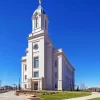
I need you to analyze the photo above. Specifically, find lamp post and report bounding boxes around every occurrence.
[18,78,21,90]
[12,84,15,91]
[0,80,1,89]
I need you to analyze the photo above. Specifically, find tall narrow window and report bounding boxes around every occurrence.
[36,17,38,28]
[55,60,58,67]
[55,72,57,78]
[45,20,46,29]
[34,72,39,77]
[25,65,27,71]
[55,84,57,89]
[25,75,27,80]
[34,57,39,68]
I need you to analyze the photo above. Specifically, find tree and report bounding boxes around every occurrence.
[69,84,73,91]
[76,86,79,91]
[16,85,17,90]
[80,83,86,91]
[18,84,21,90]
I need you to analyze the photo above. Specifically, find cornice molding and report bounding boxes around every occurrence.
[53,51,75,71]
[46,44,53,48]
[28,33,44,40]
[21,59,26,62]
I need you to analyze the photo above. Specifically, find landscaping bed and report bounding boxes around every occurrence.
[16,90,91,100]
[40,91,91,100]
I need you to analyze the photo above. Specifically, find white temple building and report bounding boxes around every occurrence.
[21,0,75,90]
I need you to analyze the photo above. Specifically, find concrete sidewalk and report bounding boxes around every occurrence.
[0,91,26,100]
[65,92,100,100]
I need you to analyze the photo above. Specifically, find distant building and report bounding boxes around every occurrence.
[21,0,75,90]
[88,87,100,92]
[1,86,13,90]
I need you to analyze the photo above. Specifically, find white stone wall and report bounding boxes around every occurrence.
[46,46,53,90]
[21,61,28,89]
[22,42,75,90]
[52,55,58,90]
[21,3,75,91]
[62,55,75,90]
[39,38,45,78]
[28,36,45,90]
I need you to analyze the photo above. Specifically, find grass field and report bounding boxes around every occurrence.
[89,98,100,100]
[40,91,91,100]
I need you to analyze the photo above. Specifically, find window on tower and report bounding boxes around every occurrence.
[25,65,27,71]
[55,60,58,67]
[45,20,46,29]
[35,17,38,28]
[34,57,39,68]
[34,72,39,77]
[55,72,57,78]
[25,75,27,80]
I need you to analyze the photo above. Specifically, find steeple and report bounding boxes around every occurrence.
[32,0,48,34]
[39,0,42,7]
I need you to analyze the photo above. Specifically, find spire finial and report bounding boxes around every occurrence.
[39,0,42,6]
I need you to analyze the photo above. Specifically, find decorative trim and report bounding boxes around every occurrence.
[28,33,44,40]
[46,44,53,48]
[53,51,75,70]
[31,77,42,81]
[33,27,42,30]
[32,40,40,43]
[22,82,27,83]
[21,59,26,62]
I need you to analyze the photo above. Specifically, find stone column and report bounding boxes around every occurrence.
[38,80,40,90]
[28,79,32,90]
[39,78,42,90]
[58,55,63,90]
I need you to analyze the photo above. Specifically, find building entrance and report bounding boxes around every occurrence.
[34,82,38,90]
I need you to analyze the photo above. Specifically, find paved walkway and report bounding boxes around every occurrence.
[1,91,100,100]
[0,91,26,100]
[65,92,100,100]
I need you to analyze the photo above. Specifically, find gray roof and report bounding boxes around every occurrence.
[33,6,46,15]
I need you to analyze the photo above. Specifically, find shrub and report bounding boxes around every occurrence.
[15,92,19,96]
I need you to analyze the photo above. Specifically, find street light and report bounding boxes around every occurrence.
[12,84,16,91]
[18,78,21,90]
[0,80,1,89]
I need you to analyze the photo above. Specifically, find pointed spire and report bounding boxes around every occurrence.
[39,0,42,7]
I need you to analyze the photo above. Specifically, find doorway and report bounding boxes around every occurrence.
[34,82,38,90]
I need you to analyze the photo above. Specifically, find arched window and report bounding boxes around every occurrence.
[35,17,38,28]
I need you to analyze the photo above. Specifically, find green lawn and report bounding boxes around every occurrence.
[40,91,91,100]
[89,98,100,100]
